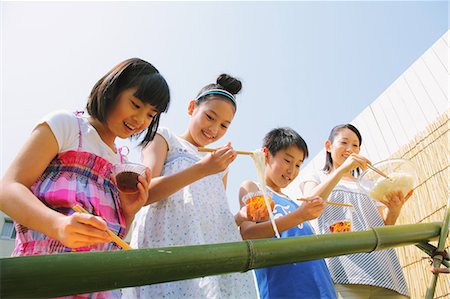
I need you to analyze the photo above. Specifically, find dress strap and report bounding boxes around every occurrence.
[118,146,129,163]
[74,111,84,151]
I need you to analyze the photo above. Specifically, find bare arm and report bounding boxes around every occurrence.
[0,123,111,248]
[302,153,370,200]
[301,168,346,200]
[238,181,325,239]
[143,134,237,205]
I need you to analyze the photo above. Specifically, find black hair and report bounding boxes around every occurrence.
[263,127,309,158]
[86,58,170,147]
[195,74,242,111]
[323,124,362,175]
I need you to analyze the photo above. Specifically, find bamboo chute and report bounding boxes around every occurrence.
[1,222,445,298]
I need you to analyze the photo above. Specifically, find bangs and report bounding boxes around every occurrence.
[133,73,170,113]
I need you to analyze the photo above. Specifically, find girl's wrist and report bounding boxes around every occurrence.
[384,206,402,223]
[335,165,350,178]
[192,161,211,177]
[387,208,401,218]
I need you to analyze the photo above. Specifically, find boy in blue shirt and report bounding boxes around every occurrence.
[239,127,337,299]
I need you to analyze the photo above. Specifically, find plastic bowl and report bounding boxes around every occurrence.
[242,190,274,220]
[112,162,147,194]
[358,158,417,201]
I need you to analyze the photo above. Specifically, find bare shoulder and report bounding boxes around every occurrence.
[240,180,259,193]
[143,133,168,155]
[142,133,169,174]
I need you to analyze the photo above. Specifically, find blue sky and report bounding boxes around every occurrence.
[1,1,448,213]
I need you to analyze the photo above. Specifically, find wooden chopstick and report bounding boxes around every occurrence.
[366,164,392,181]
[197,147,254,156]
[72,205,132,250]
[297,199,354,208]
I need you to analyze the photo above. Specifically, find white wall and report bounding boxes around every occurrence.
[285,30,449,198]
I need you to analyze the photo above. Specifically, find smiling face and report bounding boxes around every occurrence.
[265,145,305,192]
[106,87,158,139]
[326,127,361,169]
[183,97,235,147]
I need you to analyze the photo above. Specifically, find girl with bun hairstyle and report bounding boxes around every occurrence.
[125,74,257,298]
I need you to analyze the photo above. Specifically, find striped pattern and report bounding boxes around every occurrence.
[306,171,410,297]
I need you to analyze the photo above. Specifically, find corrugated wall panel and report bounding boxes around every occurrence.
[357,106,386,161]
[369,96,398,156]
[442,30,449,45]
[393,77,434,125]
[385,77,423,140]
[424,46,449,95]
[431,38,449,73]
[414,59,448,112]
[384,90,411,147]
[352,113,371,158]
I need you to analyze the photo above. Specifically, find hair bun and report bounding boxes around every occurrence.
[217,74,242,95]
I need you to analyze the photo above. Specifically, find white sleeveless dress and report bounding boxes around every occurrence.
[124,127,257,299]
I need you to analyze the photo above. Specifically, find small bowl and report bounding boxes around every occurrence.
[328,219,352,233]
[358,158,418,201]
[242,190,274,220]
[112,162,147,194]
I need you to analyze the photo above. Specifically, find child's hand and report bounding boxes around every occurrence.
[236,204,271,224]
[197,142,237,176]
[296,196,326,221]
[118,168,151,221]
[55,213,112,248]
[339,153,371,173]
[378,189,412,215]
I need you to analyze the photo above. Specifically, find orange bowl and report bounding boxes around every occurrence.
[243,192,275,220]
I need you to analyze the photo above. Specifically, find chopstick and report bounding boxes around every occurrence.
[72,205,132,250]
[297,199,354,208]
[366,164,392,181]
[198,147,254,156]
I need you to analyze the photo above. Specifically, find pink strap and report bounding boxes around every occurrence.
[118,146,129,163]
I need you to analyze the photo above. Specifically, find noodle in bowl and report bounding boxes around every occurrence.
[358,158,418,202]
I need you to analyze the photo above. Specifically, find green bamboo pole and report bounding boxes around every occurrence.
[416,241,449,268]
[1,222,442,298]
[425,197,450,299]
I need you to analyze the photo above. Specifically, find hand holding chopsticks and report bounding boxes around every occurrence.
[297,198,353,208]
[366,163,392,181]
[72,205,132,250]
[198,147,254,156]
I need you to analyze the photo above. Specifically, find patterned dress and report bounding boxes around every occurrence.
[13,112,125,299]
[124,127,257,299]
[300,170,410,297]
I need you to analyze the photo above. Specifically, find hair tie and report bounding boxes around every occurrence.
[195,89,236,106]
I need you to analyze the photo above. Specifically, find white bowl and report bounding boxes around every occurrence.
[358,158,418,201]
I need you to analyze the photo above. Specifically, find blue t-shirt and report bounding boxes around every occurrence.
[254,189,337,299]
